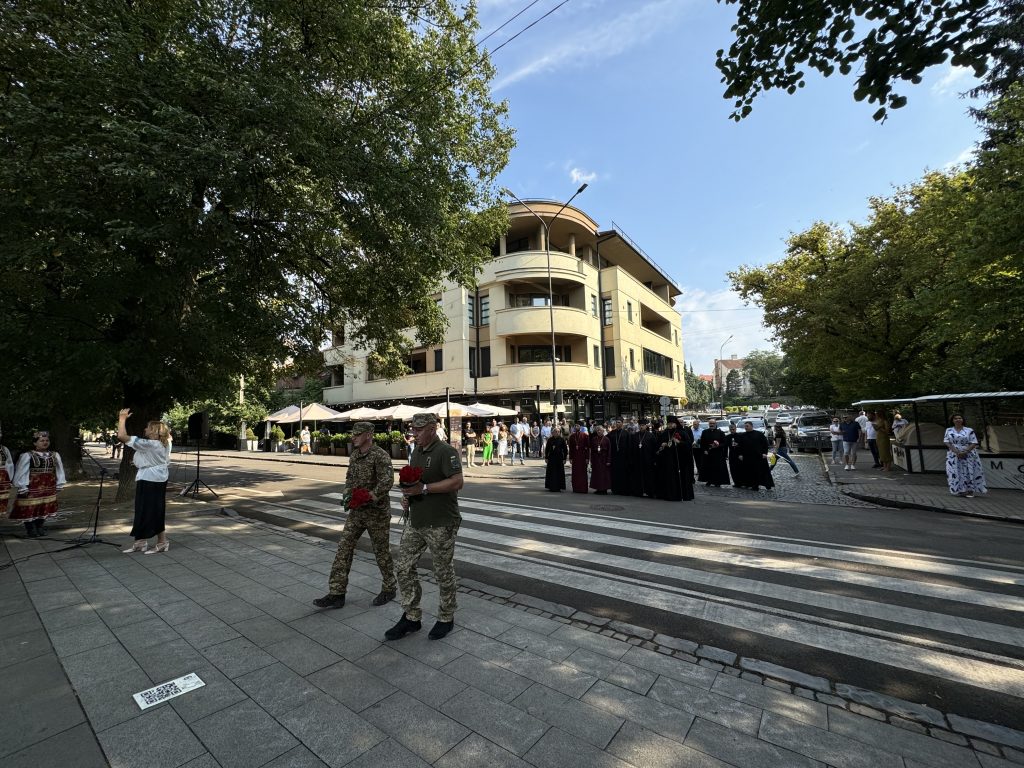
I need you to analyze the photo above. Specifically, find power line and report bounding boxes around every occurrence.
[490,0,574,55]
[477,0,545,46]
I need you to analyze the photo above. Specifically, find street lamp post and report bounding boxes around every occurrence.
[502,185,588,420]
[719,334,734,414]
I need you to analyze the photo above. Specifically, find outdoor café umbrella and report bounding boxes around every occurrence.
[374,403,422,421]
[424,402,491,418]
[266,404,300,422]
[328,406,385,421]
[273,403,343,426]
[466,402,518,417]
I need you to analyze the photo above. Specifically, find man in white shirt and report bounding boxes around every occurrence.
[855,411,869,448]
[540,420,552,457]
[864,413,881,468]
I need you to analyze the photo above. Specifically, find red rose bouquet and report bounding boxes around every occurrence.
[398,466,423,488]
[347,488,372,510]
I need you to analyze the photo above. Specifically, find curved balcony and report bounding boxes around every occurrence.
[493,305,594,338]
[492,251,594,286]
[496,362,602,392]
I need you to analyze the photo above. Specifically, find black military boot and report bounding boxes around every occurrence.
[312,593,345,609]
[35,518,47,537]
[372,590,397,607]
[428,620,454,640]
[24,521,38,538]
[384,614,421,641]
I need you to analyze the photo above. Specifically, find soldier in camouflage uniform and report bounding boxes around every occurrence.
[384,412,464,641]
[314,421,396,609]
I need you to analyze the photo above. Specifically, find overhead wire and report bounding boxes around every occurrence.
[477,0,546,46]
[489,0,573,55]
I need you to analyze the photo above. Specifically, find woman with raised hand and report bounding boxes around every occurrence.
[118,408,173,554]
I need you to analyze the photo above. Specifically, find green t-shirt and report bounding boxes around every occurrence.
[409,438,462,528]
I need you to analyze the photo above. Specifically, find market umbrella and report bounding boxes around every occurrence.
[374,403,422,420]
[266,404,300,422]
[466,402,518,417]
[273,403,344,424]
[327,406,385,421]
[424,401,492,418]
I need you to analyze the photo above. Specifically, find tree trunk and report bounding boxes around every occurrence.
[52,414,85,481]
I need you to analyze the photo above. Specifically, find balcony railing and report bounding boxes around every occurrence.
[493,305,594,338]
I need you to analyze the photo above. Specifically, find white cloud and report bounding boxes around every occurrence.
[932,65,970,96]
[490,0,687,91]
[944,145,976,170]
[570,167,597,184]
[676,287,776,375]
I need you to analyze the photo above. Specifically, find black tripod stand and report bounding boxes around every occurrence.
[181,443,217,498]
[78,449,120,548]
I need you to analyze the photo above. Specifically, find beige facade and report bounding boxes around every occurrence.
[323,200,686,420]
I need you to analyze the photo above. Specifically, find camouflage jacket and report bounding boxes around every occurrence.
[344,445,394,513]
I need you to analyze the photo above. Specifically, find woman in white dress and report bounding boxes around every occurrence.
[943,414,986,497]
[118,408,173,553]
[496,424,509,466]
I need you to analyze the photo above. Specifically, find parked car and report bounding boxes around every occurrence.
[787,412,832,452]
[774,411,794,426]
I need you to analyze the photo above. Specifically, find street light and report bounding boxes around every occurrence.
[501,184,588,419]
[719,334,734,414]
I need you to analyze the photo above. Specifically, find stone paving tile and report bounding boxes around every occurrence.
[511,682,624,749]
[0,722,107,768]
[525,726,636,768]
[496,626,578,663]
[278,696,387,768]
[265,634,342,676]
[619,646,719,689]
[453,607,514,638]
[61,641,141,689]
[74,665,153,732]
[390,631,466,668]
[201,636,278,679]
[168,663,250,725]
[0,592,35,619]
[441,686,549,756]
[253,594,319,623]
[434,733,533,768]
[180,754,221,768]
[649,674,763,736]
[339,605,402,639]
[440,627,523,665]
[307,659,397,712]
[828,708,983,768]
[343,738,431,768]
[355,646,467,709]
[232,615,304,648]
[48,618,117,662]
[550,624,632,659]
[607,720,730,768]
[111,616,183,655]
[0,651,88,758]
[583,680,695,744]
[98,706,207,768]
[262,744,331,768]
[759,711,904,768]
[235,662,334,717]
[132,638,207,682]
[204,597,268,625]
[948,715,1024,751]
[191,699,299,768]
[361,690,470,762]
[441,653,533,703]
[497,649,598,699]
[288,613,383,661]
[712,672,827,728]
[151,598,215,627]
[685,716,826,768]
[563,647,658,695]
[176,616,242,649]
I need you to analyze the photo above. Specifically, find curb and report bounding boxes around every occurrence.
[840,490,1022,524]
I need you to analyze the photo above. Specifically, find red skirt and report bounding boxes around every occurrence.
[11,470,58,520]
[0,468,12,518]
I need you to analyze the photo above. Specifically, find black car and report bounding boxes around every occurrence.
[787,412,832,451]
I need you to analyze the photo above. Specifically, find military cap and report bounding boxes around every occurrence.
[410,412,438,428]
[350,421,374,435]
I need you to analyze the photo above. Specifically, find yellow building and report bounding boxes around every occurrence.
[322,200,686,421]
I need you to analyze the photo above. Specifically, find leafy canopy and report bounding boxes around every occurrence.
[0,0,514,432]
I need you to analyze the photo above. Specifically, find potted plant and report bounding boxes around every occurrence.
[270,425,285,452]
[338,432,351,456]
[389,429,407,460]
[245,427,258,451]
[316,429,332,454]
[330,433,345,456]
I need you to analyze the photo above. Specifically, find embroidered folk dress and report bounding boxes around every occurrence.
[12,450,66,521]
[0,446,14,517]
[943,426,987,496]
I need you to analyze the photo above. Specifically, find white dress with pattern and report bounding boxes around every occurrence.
[943,427,987,495]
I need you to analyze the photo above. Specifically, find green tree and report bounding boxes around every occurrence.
[716,0,1022,121]
[0,1,513,494]
[725,369,742,398]
[684,364,713,408]
[743,350,786,398]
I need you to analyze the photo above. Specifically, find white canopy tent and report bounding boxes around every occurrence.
[423,401,492,418]
[466,402,518,417]
[271,403,344,424]
[374,404,422,421]
[327,406,386,421]
[266,404,300,422]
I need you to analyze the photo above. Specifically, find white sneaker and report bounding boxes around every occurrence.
[850,466,856,470]
[844,465,850,471]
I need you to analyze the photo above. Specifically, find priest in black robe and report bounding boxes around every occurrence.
[735,421,775,490]
[725,423,743,487]
[639,420,660,498]
[609,419,630,495]
[698,418,730,487]
[625,421,645,496]
[656,415,695,501]
[544,432,568,491]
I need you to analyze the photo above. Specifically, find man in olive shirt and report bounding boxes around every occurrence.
[314,422,396,610]
[385,412,464,641]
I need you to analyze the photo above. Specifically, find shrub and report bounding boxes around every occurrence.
[270,426,285,442]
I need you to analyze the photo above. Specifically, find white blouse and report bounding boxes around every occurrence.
[128,436,172,483]
[1,446,14,480]
[14,451,66,493]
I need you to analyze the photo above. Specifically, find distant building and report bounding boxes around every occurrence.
[321,199,687,421]
[699,374,714,384]
[713,355,754,397]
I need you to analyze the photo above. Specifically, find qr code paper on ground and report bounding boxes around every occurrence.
[133,673,205,710]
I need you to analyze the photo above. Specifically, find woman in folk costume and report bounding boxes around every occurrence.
[118,408,174,554]
[12,430,66,538]
[568,424,590,493]
[0,427,14,520]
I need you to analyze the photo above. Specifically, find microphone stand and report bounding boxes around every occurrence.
[78,448,120,548]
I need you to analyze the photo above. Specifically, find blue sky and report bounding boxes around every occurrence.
[473,0,984,375]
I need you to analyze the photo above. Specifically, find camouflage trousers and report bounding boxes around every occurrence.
[395,523,459,622]
[328,507,396,595]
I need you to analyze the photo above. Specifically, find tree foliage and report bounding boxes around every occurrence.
[716,0,1021,121]
[0,0,513,450]
[730,90,1023,403]
[684,364,714,408]
[743,350,786,398]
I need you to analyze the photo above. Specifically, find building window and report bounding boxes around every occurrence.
[511,293,568,307]
[506,236,530,253]
[642,348,673,378]
[434,349,443,372]
[674,329,679,346]
[603,346,615,377]
[480,346,491,377]
[629,348,635,370]
[627,301,633,323]
[517,345,571,364]
[468,295,476,326]
[593,345,600,368]
[407,352,426,374]
[469,349,477,378]
[602,297,612,326]
[480,295,490,326]
[591,294,598,316]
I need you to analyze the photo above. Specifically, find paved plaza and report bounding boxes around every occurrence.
[3,503,1024,768]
